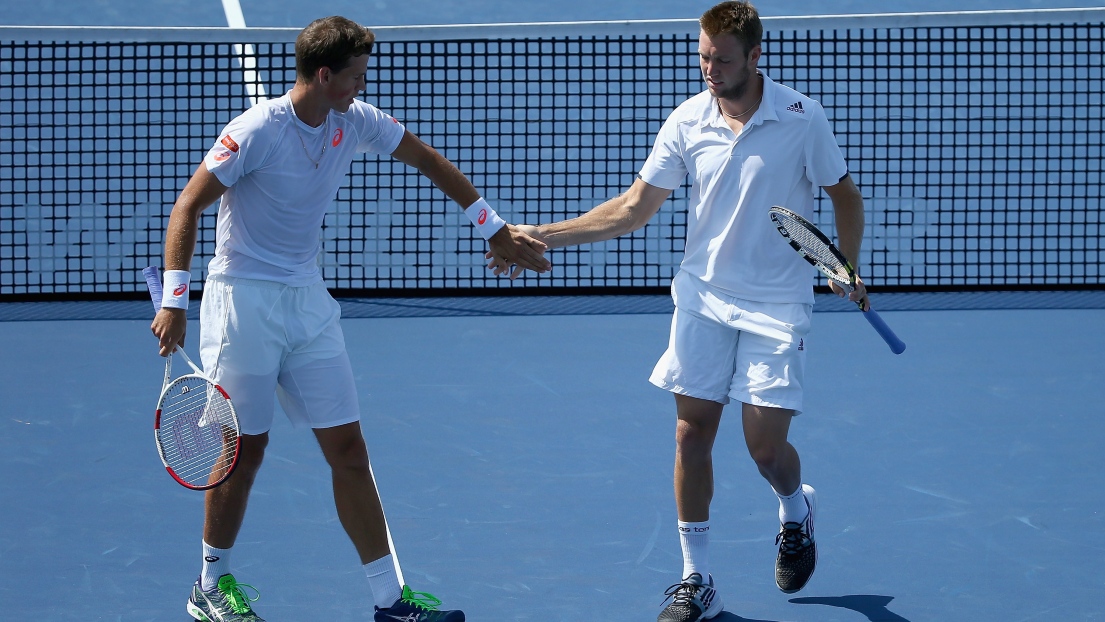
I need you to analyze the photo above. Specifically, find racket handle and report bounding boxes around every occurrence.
[143,266,163,312]
[862,307,906,354]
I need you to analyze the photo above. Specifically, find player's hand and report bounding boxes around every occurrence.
[830,275,870,311]
[150,308,187,357]
[485,224,550,279]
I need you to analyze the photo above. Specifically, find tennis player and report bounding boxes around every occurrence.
[493,2,867,620]
[149,16,548,622]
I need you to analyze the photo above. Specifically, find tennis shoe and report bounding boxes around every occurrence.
[775,483,817,593]
[657,572,723,622]
[373,585,465,622]
[187,573,265,621]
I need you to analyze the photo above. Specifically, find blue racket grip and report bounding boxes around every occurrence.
[862,307,906,354]
[142,266,163,311]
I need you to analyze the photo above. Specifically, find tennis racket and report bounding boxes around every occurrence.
[768,206,906,354]
[143,266,241,490]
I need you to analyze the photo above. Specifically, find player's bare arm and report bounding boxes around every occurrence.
[151,165,228,356]
[540,178,670,249]
[493,178,671,278]
[389,131,550,274]
[823,174,868,309]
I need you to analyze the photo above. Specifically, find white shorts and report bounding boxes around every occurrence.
[198,275,360,435]
[649,272,812,412]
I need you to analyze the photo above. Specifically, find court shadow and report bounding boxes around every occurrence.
[711,612,780,622]
[789,594,911,621]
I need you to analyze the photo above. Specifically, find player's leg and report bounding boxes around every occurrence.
[650,306,736,622]
[729,299,815,594]
[189,276,284,621]
[312,421,389,563]
[279,282,464,621]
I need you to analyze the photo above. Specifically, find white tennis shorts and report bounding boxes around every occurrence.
[649,272,812,412]
[198,275,360,435]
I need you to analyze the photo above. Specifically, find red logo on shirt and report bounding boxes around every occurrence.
[172,284,188,297]
[213,149,233,162]
[332,128,343,147]
[478,209,487,225]
[220,135,240,152]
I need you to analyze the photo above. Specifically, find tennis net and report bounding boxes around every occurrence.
[1,9,1102,300]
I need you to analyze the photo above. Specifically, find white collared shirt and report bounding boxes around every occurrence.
[638,71,848,304]
[202,94,406,286]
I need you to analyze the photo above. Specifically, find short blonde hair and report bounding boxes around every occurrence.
[700,2,762,54]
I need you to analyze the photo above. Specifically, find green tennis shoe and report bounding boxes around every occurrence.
[187,573,265,622]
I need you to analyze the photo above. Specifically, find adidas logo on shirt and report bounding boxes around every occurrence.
[786,101,805,113]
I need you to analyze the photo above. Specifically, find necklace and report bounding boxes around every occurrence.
[291,107,328,169]
[718,93,763,120]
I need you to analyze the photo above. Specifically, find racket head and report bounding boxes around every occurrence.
[154,373,241,490]
[768,206,855,289]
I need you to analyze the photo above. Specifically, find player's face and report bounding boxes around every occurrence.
[698,31,760,101]
[325,54,370,112]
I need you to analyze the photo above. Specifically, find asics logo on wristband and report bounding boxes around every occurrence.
[478,209,488,225]
[173,284,188,296]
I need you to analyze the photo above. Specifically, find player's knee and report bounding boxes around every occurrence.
[236,434,269,473]
[675,420,715,457]
[747,441,783,471]
[322,433,371,473]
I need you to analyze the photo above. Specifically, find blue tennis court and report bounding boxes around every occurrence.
[2,292,1103,620]
[2,1,1104,620]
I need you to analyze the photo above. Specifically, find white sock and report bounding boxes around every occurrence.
[364,554,403,608]
[678,520,710,580]
[200,541,232,591]
[775,484,810,525]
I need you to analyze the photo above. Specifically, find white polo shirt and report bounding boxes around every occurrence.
[638,71,849,305]
[202,94,406,286]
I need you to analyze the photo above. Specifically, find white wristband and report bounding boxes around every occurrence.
[161,270,191,310]
[464,198,506,240]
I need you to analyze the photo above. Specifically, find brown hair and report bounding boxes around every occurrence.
[295,16,376,81]
[699,2,762,54]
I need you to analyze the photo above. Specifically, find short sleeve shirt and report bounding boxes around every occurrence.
[202,94,406,286]
[638,72,848,304]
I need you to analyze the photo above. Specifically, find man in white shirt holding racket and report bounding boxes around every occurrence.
[150,15,549,622]
[495,2,867,620]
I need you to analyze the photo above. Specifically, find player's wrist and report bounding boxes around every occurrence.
[464,198,506,240]
[161,270,191,310]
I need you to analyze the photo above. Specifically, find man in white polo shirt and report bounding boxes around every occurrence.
[150,15,549,622]
[495,2,868,620]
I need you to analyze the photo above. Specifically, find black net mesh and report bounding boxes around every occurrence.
[1,21,1101,300]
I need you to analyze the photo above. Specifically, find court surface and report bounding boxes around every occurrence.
[1,295,1102,621]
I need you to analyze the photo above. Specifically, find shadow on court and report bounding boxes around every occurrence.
[790,595,911,621]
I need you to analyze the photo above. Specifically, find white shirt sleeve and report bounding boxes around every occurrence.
[349,101,406,155]
[203,109,274,188]
[638,112,689,191]
[803,102,849,188]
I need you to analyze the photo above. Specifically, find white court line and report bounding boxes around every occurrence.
[221,0,267,106]
[217,0,404,589]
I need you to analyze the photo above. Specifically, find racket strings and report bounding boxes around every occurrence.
[777,218,851,284]
[159,376,240,487]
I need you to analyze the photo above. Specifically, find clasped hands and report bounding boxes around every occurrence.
[485,224,548,279]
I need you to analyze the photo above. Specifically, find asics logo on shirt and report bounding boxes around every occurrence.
[332,128,343,147]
